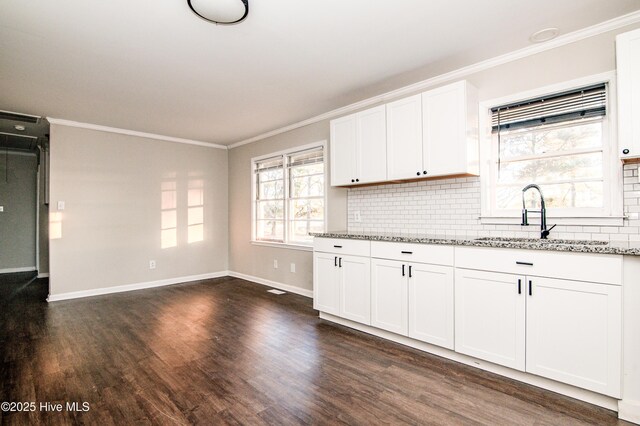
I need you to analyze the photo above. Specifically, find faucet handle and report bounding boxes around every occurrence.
[541,224,557,239]
[521,209,529,226]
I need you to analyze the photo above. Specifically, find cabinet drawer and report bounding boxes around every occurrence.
[371,241,453,266]
[313,238,370,257]
[455,247,622,285]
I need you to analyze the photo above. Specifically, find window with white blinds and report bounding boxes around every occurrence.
[488,82,615,216]
[253,145,325,245]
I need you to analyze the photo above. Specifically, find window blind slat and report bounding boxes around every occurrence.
[287,147,324,168]
[491,84,606,132]
[255,156,284,173]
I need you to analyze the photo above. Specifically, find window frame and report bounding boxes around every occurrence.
[250,141,327,250]
[479,72,623,226]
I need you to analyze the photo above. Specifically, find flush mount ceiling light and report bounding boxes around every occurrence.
[187,0,249,24]
[529,27,560,43]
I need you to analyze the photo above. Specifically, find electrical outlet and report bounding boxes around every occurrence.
[354,210,362,222]
[273,259,278,269]
[149,260,156,269]
[290,263,296,273]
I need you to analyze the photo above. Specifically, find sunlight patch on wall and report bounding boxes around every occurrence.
[188,179,204,244]
[49,212,62,239]
[161,180,177,249]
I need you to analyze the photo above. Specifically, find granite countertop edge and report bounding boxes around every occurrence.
[309,232,640,256]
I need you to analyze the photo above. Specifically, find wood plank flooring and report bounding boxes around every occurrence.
[0,273,631,425]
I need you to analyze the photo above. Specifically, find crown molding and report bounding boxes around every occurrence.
[228,9,640,150]
[46,118,228,150]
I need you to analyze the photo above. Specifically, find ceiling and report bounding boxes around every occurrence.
[1,0,639,146]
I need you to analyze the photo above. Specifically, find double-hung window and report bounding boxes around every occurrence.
[253,144,325,246]
[482,76,622,222]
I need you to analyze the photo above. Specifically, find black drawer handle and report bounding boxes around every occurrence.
[334,256,337,267]
[518,279,522,294]
[529,280,533,296]
[402,264,405,276]
[333,245,342,248]
[339,257,342,268]
[401,251,413,254]
[409,265,412,278]
[516,261,533,266]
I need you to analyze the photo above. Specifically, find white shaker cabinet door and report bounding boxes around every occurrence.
[454,268,526,371]
[526,277,622,397]
[408,263,454,350]
[339,255,371,325]
[386,94,424,180]
[357,105,387,184]
[371,258,409,336]
[330,114,358,186]
[313,252,340,315]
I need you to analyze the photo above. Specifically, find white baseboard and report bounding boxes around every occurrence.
[619,400,640,424]
[37,273,50,278]
[0,266,37,274]
[228,271,313,298]
[47,271,229,302]
[319,312,619,413]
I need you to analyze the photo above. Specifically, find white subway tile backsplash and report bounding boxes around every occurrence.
[347,164,640,241]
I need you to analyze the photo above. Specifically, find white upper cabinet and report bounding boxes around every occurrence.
[330,114,358,186]
[357,106,387,184]
[386,94,424,180]
[422,81,479,176]
[617,28,640,160]
[330,105,386,186]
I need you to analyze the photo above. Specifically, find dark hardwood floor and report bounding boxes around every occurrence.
[0,273,631,425]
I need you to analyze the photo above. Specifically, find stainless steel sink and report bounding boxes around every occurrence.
[474,237,608,246]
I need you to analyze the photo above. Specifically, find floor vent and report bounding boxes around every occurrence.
[267,289,286,295]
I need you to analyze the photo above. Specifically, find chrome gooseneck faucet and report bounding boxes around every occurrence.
[521,184,556,239]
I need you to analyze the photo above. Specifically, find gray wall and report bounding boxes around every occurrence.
[48,124,228,296]
[228,24,640,294]
[0,152,37,271]
[228,121,347,293]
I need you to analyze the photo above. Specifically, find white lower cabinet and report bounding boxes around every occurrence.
[371,259,408,335]
[371,258,454,347]
[454,269,526,371]
[408,263,454,349]
[313,251,371,325]
[455,268,622,397]
[526,277,621,398]
[340,255,371,324]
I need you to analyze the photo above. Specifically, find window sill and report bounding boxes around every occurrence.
[250,241,313,252]
[479,216,625,227]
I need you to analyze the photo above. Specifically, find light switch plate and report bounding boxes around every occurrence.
[0,206,3,212]
[57,201,65,211]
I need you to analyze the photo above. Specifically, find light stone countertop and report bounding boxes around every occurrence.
[310,231,640,256]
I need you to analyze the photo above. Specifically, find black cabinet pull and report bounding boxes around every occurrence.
[402,264,405,276]
[623,148,630,155]
[516,261,533,266]
[518,279,521,294]
[351,179,355,183]
[416,172,420,176]
[339,257,342,268]
[401,251,413,254]
[529,280,533,296]
[333,245,342,248]
[409,265,412,278]
[423,170,427,175]
[356,178,359,182]
[334,256,337,267]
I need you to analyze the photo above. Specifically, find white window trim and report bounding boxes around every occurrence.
[478,71,623,226]
[250,140,328,249]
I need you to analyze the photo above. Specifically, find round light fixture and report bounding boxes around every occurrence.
[14,125,26,131]
[529,28,560,43]
[187,0,249,24]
